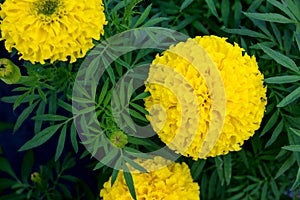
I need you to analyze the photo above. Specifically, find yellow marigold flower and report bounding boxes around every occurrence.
[0,0,107,64]
[100,157,200,200]
[144,35,267,159]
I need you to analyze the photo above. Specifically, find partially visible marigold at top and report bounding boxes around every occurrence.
[100,156,200,200]
[144,35,267,160]
[0,0,107,64]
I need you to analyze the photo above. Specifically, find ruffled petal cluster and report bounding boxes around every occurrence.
[0,0,107,64]
[144,35,267,159]
[100,157,200,200]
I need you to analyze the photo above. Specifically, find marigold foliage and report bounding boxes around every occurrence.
[100,157,200,200]
[0,0,107,64]
[144,35,267,159]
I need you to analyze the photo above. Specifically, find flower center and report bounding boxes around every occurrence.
[34,0,60,16]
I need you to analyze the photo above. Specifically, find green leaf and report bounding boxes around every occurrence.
[291,167,300,190]
[57,99,72,112]
[0,157,17,180]
[267,0,296,20]
[130,102,149,115]
[180,0,194,11]
[131,92,150,101]
[55,124,67,161]
[13,91,30,110]
[32,114,68,121]
[282,145,300,152]
[129,109,148,122]
[37,87,47,102]
[265,120,284,147]
[221,0,230,26]
[290,127,300,137]
[204,0,219,18]
[141,17,168,27]
[122,163,137,200]
[0,178,15,191]
[222,27,268,39]
[14,101,39,132]
[260,110,279,137]
[124,157,147,173]
[19,124,63,151]
[215,157,224,186]
[70,122,78,153]
[190,159,206,180]
[34,101,46,133]
[275,154,296,179]
[21,150,34,182]
[134,4,152,27]
[223,154,232,185]
[258,44,300,74]
[111,168,120,186]
[98,79,109,105]
[277,86,300,107]
[243,12,296,23]
[264,75,300,84]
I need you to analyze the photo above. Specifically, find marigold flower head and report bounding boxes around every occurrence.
[0,0,107,64]
[144,35,267,159]
[100,156,200,200]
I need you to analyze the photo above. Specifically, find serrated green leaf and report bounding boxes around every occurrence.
[21,150,34,182]
[277,86,300,107]
[122,163,137,200]
[55,124,67,161]
[275,154,296,179]
[264,75,300,84]
[258,44,300,74]
[19,123,62,151]
[14,101,39,133]
[243,12,296,23]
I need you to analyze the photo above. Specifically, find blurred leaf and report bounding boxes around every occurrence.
[205,0,219,18]
[70,121,78,153]
[243,12,296,23]
[21,150,34,182]
[282,145,300,152]
[291,167,300,190]
[180,0,194,11]
[0,157,17,180]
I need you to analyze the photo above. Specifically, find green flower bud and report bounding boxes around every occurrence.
[0,58,21,84]
[31,172,42,184]
[109,131,128,148]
